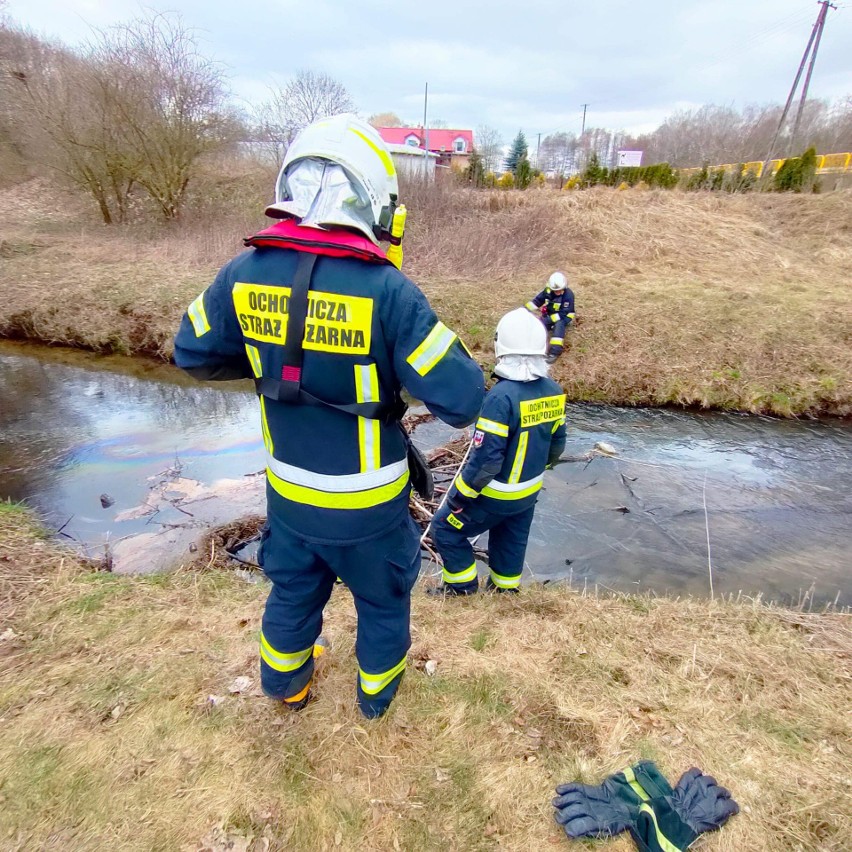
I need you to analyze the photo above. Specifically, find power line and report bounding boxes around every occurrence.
[790,2,835,151]
[689,7,816,78]
[762,1,836,172]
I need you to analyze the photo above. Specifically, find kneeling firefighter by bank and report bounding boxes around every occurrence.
[174,114,485,718]
[430,308,567,594]
[525,270,576,363]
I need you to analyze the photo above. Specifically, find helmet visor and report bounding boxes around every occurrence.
[271,158,377,241]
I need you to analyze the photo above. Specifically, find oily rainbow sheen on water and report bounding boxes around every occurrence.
[57,431,264,471]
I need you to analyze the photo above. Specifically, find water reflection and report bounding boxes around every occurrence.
[1,343,850,604]
[0,342,264,543]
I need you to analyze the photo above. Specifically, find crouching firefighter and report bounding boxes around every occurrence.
[431,309,566,594]
[524,270,575,363]
[173,114,485,718]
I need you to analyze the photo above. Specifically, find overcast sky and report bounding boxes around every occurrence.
[7,0,852,143]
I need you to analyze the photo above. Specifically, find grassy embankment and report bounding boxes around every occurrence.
[1,178,850,416]
[1,503,850,851]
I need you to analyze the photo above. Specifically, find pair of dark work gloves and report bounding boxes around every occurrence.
[553,761,739,851]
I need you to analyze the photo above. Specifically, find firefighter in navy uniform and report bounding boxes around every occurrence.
[173,114,484,718]
[525,270,575,363]
[431,308,566,594]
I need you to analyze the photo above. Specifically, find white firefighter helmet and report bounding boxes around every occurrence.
[494,308,547,358]
[265,113,399,245]
[548,270,568,291]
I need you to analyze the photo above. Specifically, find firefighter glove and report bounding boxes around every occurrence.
[628,768,738,852]
[553,774,641,839]
[670,768,739,834]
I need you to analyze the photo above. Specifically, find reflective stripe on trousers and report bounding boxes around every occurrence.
[443,561,477,585]
[359,657,406,695]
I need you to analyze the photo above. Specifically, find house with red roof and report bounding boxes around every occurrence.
[377,127,474,170]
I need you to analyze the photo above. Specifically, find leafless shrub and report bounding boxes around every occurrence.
[12,11,233,223]
[89,12,234,221]
[475,124,504,172]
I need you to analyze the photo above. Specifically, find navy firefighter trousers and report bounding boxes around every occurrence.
[431,501,537,593]
[258,509,421,718]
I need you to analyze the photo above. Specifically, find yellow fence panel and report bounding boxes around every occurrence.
[677,153,851,179]
[819,152,852,172]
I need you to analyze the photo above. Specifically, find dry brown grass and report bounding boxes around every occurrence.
[418,187,852,416]
[1,506,850,851]
[1,178,851,415]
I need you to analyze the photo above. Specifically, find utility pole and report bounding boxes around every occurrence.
[790,1,834,153]
[536,132,541,169]
[422,82,429,159]
[580,103,589,136]
[762,2,835,176]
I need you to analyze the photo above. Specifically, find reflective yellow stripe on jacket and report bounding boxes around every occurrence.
[187,291,211,337]
[476,417,509,437]
[354,363,381,472]
[266,455,409,509]
[454,475,479,499]
[407,322,457,376]
[481,473,544,501]
[245,344,263,378]
[508,431,528,484]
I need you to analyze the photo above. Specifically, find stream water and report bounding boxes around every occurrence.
[1,341,849,605]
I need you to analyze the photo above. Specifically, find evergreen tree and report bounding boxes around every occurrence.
[466,148,486,187]
[505,130,528,175]
[516,156,533,189]
[581,152,603,187]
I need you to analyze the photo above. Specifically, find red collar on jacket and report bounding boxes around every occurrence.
[244,219,391,265]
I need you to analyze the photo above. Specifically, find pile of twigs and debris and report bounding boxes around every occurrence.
[410,432,474,569]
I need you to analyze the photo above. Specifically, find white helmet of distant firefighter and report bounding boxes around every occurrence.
[265,113,399,245]
[494,308,548,358]
[548,271,568,291]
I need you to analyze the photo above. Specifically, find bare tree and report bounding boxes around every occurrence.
[632,98,851,168]
[475,124,503,172]
[369,111,403,128]
[13,11,231,221]
[257,70,354,166]
[539,132,578,181]
[90,12,232,220]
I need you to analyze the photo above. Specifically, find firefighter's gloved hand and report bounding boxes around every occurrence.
[552,774,641,839]
[447,488,474,515]
[540,305,548,315]
[670,768,739,834]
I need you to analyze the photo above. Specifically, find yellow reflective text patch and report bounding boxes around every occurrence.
[232,283,373,354]
[519,394,566,428]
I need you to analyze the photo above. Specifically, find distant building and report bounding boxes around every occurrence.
[386,144,438,180]
[377,127,475,170]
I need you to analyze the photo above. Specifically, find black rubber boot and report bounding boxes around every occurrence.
[426,581,479,597]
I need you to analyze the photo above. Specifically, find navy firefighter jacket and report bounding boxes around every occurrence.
[453,376,567,516]
[174,229,485,544]
[525,287,576,326]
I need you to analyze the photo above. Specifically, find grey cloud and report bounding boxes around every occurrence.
[9,0,852,142]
